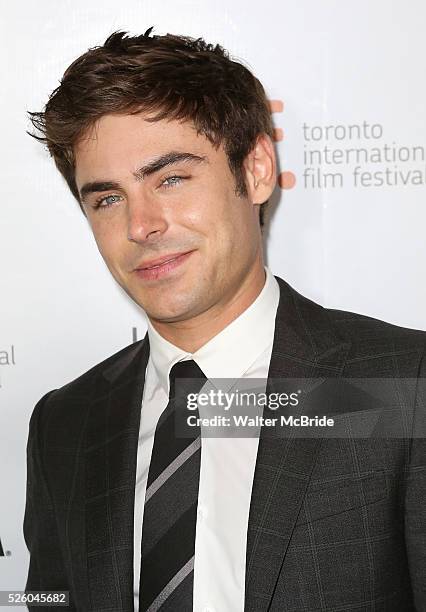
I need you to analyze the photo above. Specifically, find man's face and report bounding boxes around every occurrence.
[74,113,264,325]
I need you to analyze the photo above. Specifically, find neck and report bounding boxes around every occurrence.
[148,262,266,353]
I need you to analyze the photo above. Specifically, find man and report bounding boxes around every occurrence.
[24,29,425,611]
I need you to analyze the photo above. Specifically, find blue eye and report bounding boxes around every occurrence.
[94,194,122,209]
[162,175,183,188]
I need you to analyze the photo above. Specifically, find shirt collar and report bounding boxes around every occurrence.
[146,266,280,396]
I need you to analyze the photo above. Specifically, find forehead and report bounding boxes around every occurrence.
[74,113,223,185]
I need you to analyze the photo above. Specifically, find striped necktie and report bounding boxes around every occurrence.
[139,359,207,611]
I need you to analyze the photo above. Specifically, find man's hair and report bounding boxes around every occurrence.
[28,28,274,227]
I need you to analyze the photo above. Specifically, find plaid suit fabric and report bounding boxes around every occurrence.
[24,276,426,611]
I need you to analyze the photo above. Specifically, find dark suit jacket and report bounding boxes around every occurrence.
[24,276,426,611]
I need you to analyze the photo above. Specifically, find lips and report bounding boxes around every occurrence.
[136,252,191,270]
[133,250,194,281]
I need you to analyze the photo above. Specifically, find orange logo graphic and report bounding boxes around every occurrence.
[268,100,296,190]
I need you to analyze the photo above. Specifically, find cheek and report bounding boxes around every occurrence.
[91,224,124,268]
[187,190,235,236]
[181,208,204,231]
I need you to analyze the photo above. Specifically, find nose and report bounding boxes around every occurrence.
[126,192,168,243]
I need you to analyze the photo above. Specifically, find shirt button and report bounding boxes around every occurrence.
[197,504,208,520]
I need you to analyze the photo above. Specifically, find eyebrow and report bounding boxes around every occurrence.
[134,151,207,180]
[79,151,207,202]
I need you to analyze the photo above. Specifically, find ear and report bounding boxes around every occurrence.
[243,133,277,204]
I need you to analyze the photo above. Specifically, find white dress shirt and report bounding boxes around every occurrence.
[134,266,280,611]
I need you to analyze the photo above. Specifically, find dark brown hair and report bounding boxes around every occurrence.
[28,28,274,227]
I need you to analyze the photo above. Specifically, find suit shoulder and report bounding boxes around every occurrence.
[32,339,147,427]
[323,305,426,374]
[278,277,426,362]
[57,339,145,395]
[327,304,426,351]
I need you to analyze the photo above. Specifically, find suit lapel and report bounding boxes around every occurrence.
[85,337,150,611]
[245,276,351,611]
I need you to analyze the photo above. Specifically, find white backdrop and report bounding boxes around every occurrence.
[1,0,426,598]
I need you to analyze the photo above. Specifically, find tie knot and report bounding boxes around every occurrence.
[168,359,207,399]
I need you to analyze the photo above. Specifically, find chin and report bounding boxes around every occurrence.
[146,298,201,323]
[149,306,191,322]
